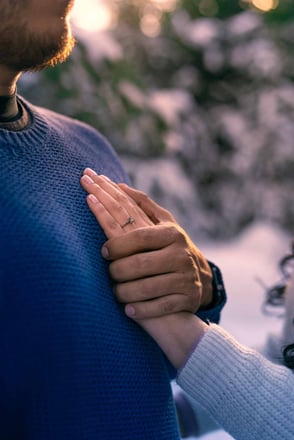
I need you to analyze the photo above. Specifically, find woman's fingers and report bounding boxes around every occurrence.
[82,168,175,230]
[86,194,125,238]
[118,183,176,224]
[80,170,153,238]
[83,168,153,227]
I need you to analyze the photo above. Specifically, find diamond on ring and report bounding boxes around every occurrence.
[120,217,136,228]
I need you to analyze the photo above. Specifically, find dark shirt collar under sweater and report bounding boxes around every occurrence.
[0,94,31,132]
[0,96,48,149]
[0,93,19,120]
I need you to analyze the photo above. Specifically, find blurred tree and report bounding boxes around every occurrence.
[180,0,243,18]
[19,0,294,239]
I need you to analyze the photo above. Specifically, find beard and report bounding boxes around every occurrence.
[0,1,75,72]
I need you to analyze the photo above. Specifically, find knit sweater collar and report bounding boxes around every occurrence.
[0,96,49,149]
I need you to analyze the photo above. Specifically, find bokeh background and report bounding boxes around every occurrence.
[19,3,293,437]
[19,0,293,241]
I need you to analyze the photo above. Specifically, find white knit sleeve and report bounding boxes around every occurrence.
[177,324,294,440]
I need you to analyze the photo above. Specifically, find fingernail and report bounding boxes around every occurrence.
[84,168,97,178]
[101,246,109,258]
[100,174,111,182]
[125,305,136,317]
[82,175,94,185]
[88,194,99,204]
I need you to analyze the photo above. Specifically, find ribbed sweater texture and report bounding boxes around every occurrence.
[0,97,184,439]
[178,314,294,440]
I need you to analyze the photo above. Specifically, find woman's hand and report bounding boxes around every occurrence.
[80,168,213,319]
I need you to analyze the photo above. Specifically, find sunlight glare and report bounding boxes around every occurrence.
[251,0,279,12]
[71,0,113,32]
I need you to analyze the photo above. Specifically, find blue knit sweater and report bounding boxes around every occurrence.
[0,97,221,439]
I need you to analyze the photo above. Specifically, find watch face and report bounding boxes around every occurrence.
[283,343,294,369]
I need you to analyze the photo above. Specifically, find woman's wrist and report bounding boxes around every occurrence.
[138,313,208,369]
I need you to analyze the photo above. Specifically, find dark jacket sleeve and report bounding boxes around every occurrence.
[196,262,227,324]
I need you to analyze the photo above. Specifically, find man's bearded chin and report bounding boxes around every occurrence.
[0,20,75,73]
[28,28,76,72]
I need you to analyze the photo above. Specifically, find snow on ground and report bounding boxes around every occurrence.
[184,221,291,440]
[202,221,290,349]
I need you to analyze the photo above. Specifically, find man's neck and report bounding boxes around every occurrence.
[0,94,19,121]
[0,66,29,129]
[0,65,21,96]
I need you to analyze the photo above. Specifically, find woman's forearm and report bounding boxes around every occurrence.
[177,324,294,440]
[139,313,208,369]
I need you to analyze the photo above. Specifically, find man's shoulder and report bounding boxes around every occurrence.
[16,96,127,181]
[20,96,117,153]
[22,97,98,135]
